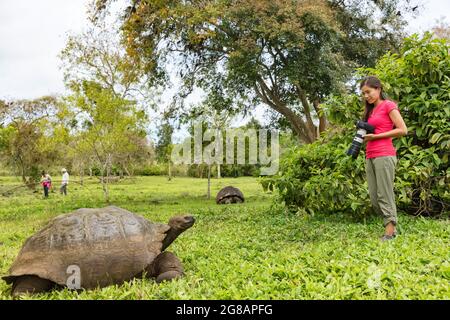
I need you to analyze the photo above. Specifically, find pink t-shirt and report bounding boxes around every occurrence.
[366,100,399,159]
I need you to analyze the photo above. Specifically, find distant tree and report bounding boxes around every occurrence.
[64,81,147,202]
[116,134,154,177]
[0,97,60,187]
[220,117,265,178]
[431,17,450,40]
[155,118,174,180]
[59,18,156,201]
[184,89,237,179]
[60,21,157,101]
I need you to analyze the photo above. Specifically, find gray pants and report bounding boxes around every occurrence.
[60,183,67,195]
[365,156,398,226]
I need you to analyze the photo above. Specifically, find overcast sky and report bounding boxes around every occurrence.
[0,0,89,100]
[0,0,449,102]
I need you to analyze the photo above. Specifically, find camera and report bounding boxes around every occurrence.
[346,120,375,159]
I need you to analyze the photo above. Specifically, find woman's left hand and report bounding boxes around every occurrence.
[364,134,377,142]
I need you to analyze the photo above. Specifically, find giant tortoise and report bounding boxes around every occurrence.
[2,206,195,296]
[216,186,245,204]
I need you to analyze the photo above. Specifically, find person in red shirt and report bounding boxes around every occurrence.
[40,170,52,198]
[360,76,408,241]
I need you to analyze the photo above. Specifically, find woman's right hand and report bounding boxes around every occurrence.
[364,134,377,142]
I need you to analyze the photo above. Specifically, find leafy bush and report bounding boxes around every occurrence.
[135,163,188,177]
[187,163,260,178]
[262,33,450,217]
[261,128,371,217]
[137,164,168,176]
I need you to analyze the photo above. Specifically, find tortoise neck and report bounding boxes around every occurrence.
[161,228,182,251]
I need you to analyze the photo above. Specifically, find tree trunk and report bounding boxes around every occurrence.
[101,179,109,204]
[103,175,110,204]
[78,165,84,185]
[168,161,172,181]
[21,169,26,185]
[217,164,221,179]
[207,164,211,200]
[123,164,131,177]
[101,157,111,204]
[21,167,36,190]
[313,99,327,135]
[79,167,84,186]
[254,78,323,143]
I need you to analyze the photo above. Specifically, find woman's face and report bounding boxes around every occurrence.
[361,85,381,104]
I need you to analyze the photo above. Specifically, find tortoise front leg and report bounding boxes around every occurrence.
[148,252,184,283]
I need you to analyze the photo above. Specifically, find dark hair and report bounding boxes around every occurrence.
[360,76,388,121]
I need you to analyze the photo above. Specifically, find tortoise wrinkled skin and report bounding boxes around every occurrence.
[216,186,245,204]
[2,206,194,296]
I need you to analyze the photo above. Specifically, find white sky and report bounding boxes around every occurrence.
[0,0,449,129]
[0,0,89,100]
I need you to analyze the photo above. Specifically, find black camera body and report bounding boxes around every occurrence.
[346,120,375,159]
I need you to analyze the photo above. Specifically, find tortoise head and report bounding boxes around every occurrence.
[168,215,195,232]
[162,215,195,251]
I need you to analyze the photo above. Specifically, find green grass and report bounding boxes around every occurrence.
[0,176,449,300]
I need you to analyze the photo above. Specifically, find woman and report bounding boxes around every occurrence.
[360,76,408,241]
[40,171,52,198]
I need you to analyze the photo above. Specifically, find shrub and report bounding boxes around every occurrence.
[262,33,450,217]
[135,164,166,176]
[135,163,188,177]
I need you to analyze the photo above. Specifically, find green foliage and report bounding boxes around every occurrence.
[0,97,61,186]
[262,33,450,217]
[219,163,260,178]
[261,130,371,217]
[58,18,156,185]
[187,163,260,178]
[67,80,148,160]
[0,126,15,155]
[98,0,417,142]
[155,121,174,163]
[135,163,168,176]
[0,176,448,299]
[59,22,153,99]
[136,163,187,177]
[179,120,265,178]
[62,81,150,202]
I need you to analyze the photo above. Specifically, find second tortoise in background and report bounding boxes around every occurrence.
[216,186,245,204]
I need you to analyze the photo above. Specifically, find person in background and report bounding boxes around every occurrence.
[60,168,69,196]
[40,171,52,198]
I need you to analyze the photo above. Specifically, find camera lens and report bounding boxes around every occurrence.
[346,129,366,159]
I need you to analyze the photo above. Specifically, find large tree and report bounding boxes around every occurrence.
[60,21,155,100]
[59,18,155,199]
[64,81,148,202]
[95,0,419,143]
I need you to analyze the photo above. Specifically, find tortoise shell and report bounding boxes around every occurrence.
[3,206,170,289]
[216,186,245,204]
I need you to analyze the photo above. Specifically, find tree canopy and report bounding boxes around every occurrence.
[95,0,420,143]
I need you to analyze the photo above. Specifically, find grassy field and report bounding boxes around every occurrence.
[0,175,448,300]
